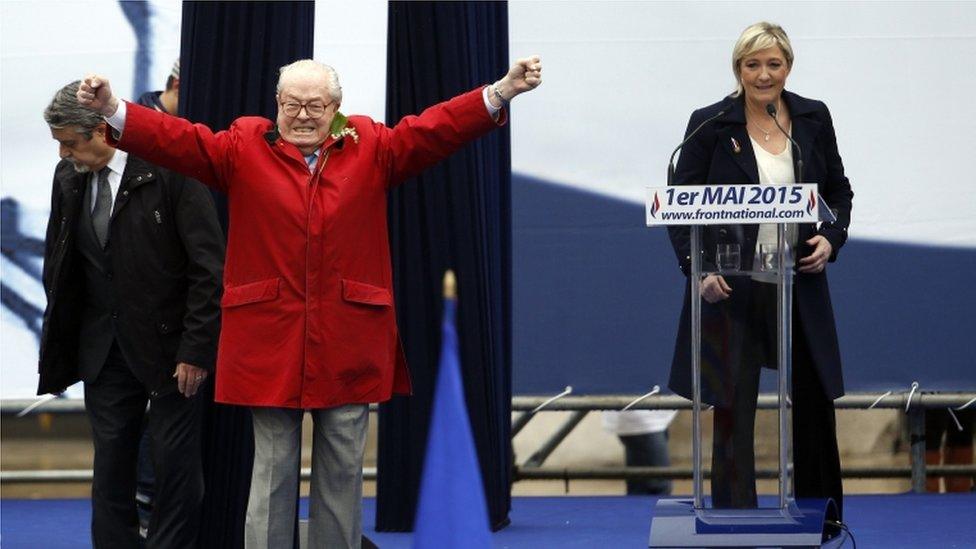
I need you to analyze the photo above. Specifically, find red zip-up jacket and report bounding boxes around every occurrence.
[111,88,504,408]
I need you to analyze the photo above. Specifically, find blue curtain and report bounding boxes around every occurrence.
[118,1,151,98]
[378,1,512,532]
[179,2,314,547]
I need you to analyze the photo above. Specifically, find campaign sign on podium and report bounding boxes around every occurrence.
[646,183,820,226]
[645,184,846,548]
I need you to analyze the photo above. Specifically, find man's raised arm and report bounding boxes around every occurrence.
[77,74,234,192]
[384,55,543,185]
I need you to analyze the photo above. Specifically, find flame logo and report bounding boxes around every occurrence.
[806,191,816,215]
[650,192,661,218]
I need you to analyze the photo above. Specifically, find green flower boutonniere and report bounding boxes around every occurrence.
[328,113,359,144]
[334,127,359,144]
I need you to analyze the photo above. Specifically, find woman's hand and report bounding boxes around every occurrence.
[798,235,833,273]
[701,274,732,303]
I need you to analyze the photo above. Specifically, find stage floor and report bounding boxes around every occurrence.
[2,493,974,547]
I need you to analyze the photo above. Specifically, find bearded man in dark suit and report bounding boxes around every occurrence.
[39,80,225,548]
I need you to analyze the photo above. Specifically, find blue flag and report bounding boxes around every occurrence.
[413,298,491,549]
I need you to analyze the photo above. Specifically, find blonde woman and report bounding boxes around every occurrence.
[666,22,853,518]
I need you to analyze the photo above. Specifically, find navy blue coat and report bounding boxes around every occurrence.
[666,91,854,407]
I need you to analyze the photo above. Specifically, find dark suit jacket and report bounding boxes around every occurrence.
[666,91,854,407]
[38,154,225,395]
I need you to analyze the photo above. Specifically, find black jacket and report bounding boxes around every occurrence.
[38,154,224,395]
[666,91,854,406]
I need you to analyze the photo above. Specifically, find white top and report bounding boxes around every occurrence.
[89,149,128,215]
[750,136,795,282]
[602,410,678,435]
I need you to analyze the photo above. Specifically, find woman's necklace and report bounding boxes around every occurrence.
[748,99,781,142]
[753,123,773,142]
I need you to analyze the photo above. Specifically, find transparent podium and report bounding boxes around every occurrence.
[645,184,848,548]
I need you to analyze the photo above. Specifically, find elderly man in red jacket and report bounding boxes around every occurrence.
[77,56,541,548]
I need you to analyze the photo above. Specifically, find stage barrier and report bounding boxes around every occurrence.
[3,391,974,492]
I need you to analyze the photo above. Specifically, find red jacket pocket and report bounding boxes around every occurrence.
[341,279,392,306]
[221,278,280,308]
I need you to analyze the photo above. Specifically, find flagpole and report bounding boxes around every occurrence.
[443,269,457,300]
[414,267,492,548]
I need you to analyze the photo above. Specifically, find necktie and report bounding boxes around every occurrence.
[92,167,112,248]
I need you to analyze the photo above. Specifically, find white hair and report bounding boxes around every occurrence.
[276,59,342,103]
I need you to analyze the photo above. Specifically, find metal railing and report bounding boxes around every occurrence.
[3,391,975,490]
[510,392,976,492]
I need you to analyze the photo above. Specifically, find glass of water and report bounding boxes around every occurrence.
[759,243,778,272]
[716,244,740,272]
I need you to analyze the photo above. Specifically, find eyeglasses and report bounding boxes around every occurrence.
[279,100,334,119]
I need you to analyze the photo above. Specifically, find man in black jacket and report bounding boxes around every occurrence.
[132,59,182,536]
[39,80,224,548]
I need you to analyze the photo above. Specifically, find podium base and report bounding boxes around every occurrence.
[648,497,848,548]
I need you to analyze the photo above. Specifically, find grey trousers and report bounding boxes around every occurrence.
[245,404,368,549]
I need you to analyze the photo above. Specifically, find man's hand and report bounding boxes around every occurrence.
[701,274,732,304]
[798,235,833,273]
[77,75,120,117]
[174,362,208,398]
[490,55,542,105]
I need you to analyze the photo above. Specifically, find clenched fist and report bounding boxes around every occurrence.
[77,75,120,117]
[491,55,543,105]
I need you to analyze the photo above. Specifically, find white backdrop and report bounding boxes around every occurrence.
[508,0,976,247]
[2,1,973,399]
[1,0,180,398]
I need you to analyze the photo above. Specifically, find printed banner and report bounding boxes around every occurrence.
[645,184,820,226]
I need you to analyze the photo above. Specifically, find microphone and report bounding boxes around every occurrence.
[667,104,732,186]
[766,102,803,183]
